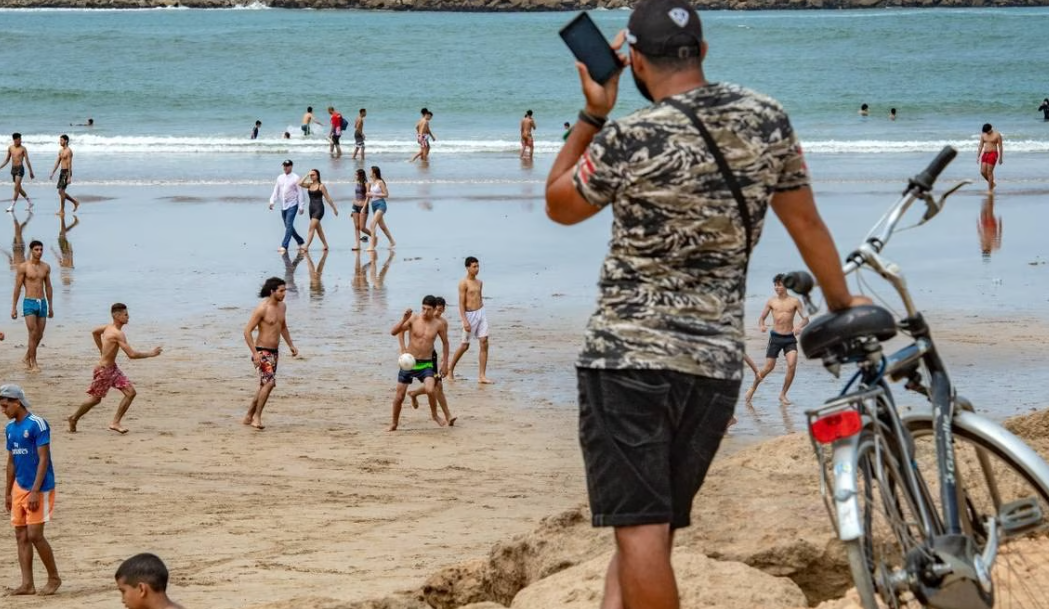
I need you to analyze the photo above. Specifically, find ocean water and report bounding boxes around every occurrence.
[1,6,1048,185]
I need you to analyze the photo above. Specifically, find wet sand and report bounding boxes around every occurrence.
[1,160,1047,606]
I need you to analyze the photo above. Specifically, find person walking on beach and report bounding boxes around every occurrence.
[978,123,1004,193]
[2,384,61,596]
[299,169,339,251]
[268,159,305,253]
[406,296,456,426]
[115,553,184,609]
[11,239,53,372]
[409,108,436,163]
[448,256,492,383]
[744,274,808,406]
[243,277,298,431]
[1,133,35,213]
[388,295,449,431]
[327,106,344,157]
[544,1,868,607]
[351,168,372,250]
[521,110,537,159]
[250,120,262,140]
[67,303,162,434]
[365,165,395,251]
[301,106,322,136]
[48,135,79,215]
[352,108,367,160]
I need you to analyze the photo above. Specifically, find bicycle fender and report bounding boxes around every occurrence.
[902,409,1049,490]
[830,433,865,542]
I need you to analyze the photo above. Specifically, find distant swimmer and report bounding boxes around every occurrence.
[365,165,395,251]
[251,120,262,140]
[49,135,79,215]
[352,108,367,160]
[448,256,492,383]
[1,133,35,213]
[858,103,869,116]
[520,110,536,159]
[387,295,450,431]
[327,106,344,157]
[978,123,1004,193]
[351,168,372,250]
[1039,98,1049,121]
[301,106,322,136]
[243,277,298,431]
[889,107,897,121]
[299,168,339,251]
[115,553,185,609]
[68,303,163,434]
[409,108,435,163]
[282,131,291,140]
[562,121,572,141]
[744,274,808,406]
[70,118,93,127]
[11,239,53,372]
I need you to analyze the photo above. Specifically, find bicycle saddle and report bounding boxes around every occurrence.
[799,305,897,360]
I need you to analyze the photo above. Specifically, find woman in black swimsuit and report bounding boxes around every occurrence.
[299,169,339,251]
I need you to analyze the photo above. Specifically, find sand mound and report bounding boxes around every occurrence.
[509,547,808,609]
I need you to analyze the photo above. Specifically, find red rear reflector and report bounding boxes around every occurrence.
[810,410,863,444]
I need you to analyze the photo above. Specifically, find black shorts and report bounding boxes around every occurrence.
[766,331,798,359]
[57,169,69,190]
[577,367,739,529]
[397,362,435,385]
[330,132,341,145]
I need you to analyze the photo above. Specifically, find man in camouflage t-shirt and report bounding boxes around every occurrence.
[545,1,868,607]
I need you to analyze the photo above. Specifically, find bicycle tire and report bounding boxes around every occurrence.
[906,419,1049,609]
[845,431,927,609]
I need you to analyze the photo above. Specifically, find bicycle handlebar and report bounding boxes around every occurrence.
[907,146,957,194]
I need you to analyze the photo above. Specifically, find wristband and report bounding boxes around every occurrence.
[578,110,608,130]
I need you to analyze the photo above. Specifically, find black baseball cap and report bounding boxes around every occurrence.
[282,159,293,166]
[627,0,703,59]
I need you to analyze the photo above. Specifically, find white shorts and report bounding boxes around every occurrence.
[461,307,489,344]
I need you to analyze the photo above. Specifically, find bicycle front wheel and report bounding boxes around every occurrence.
[908,417,1049,609]
[845,431,927,609]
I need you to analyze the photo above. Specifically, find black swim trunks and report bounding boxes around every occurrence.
[57,169,69,190]
[11,165,24,181]
[354,131,365,148]
[765,331,798,359]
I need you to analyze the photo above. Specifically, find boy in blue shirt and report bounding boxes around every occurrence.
[2,384,61,595]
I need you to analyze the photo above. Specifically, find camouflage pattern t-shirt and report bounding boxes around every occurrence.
[573,82,808,380]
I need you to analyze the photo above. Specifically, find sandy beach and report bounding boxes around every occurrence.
[0,164,1047,607]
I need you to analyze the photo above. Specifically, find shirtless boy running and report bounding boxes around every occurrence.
[406,296,456,426]
[243,277,298,431]
[1,133,35,213]
[68,303,163,434]
[448,256,492,383]
[388,295,449,431]
[49,135,79,215]
[409,109,436,163]
[11,239,53,372]
[744,274,809,406]
[977,123,1004,193]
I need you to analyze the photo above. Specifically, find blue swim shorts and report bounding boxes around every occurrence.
[23,298,49,318]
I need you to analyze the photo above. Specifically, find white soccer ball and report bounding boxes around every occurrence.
[398,353,416,371]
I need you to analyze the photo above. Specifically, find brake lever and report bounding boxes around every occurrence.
[920,180,972,224]
[800,293,819,317]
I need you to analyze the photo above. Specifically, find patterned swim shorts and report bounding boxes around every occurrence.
[255,348,278,386]
[87,364,131,398]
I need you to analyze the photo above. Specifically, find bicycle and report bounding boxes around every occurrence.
[784,146,1049,609]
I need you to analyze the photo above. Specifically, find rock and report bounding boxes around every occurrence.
[509,547,808,609]
[421,558,491,609]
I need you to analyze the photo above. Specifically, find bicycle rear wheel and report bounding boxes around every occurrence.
[846,431,927,609]
[908,419,1049,609]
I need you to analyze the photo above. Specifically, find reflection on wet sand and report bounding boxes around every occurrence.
[1,210,32,270]
[305,250,327,301]
[352,249,394,313]
[52,214,79,287]
[281,250,304,296]
[978,195,1002,261]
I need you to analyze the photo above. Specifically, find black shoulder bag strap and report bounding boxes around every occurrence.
[663,98,754,260]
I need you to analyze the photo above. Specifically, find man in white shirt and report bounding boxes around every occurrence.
[268,159,305,253]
